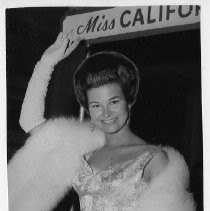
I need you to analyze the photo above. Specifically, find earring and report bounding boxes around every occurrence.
[126,118,130,125]
[90,121,95,132]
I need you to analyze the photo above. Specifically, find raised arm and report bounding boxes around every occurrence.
[19,31,82,133]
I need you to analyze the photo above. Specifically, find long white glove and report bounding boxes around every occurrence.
[19,61,53,133]
[19,31,82,133]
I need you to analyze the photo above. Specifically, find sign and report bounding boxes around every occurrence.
[63,6,200,40]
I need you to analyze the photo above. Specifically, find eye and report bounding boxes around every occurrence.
[110,100,120,105]
[90,104,101,109]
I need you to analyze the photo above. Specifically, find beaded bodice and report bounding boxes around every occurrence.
[72,146,163,211]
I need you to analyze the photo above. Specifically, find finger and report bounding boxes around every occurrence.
[67,29,74,40]
[55,33,69,49]
[54,32,63,45]
[64,37,81,57]
[73,36,82,46]
[68,29,78,45]
[71,30,77,43]
[60,37,70,52]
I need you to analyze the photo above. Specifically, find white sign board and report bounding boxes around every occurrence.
[63,6,200,40]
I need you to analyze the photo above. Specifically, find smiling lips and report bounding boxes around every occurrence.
[102,118,117,124]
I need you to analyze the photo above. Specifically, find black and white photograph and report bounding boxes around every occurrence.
[5,5,203,211]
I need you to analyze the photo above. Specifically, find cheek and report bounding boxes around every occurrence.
[89,109,102,120]
[118,103,129,116]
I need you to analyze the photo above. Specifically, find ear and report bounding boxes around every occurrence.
[128,104,132,110]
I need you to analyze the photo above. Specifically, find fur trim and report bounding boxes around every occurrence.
[8,117,195,211]
[135,147,196,211]
[8,117,105,211]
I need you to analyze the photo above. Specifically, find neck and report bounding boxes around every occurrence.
[104,125,136,148]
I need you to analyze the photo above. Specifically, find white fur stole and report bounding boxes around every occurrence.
[8,117,195,211]
[8,117,105,211]
[135,147,196,211]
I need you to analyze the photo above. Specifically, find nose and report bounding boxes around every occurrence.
[103,104,111,118]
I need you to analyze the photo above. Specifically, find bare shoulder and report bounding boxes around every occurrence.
[145,150,168,180]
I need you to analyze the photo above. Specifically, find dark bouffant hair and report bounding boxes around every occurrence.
[74,51,140,112]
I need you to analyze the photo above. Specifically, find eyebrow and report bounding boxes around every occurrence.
[109,96,122,101]
[88,96,122,105]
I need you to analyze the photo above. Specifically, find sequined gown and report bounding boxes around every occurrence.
[17,61,194,211]
[73,147,163,211]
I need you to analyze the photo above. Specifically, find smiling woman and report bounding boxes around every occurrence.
[8,30,196,211]
[74,51,139,137]
[87,84,129,134]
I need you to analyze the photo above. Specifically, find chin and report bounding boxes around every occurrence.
[103,128,120,134]
[101,122,127,134]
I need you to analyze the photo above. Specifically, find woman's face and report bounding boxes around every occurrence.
[87,83,130,134]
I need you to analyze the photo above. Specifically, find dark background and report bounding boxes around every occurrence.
[6,7,202,211]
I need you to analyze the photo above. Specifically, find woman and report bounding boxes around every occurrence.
[8,32,195,211]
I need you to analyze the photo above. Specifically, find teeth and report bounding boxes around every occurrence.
[103,119,115,124]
